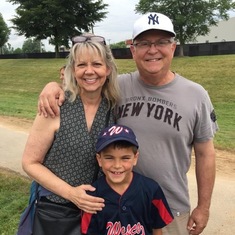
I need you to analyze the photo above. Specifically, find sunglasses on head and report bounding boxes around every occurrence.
[72,35,106,45]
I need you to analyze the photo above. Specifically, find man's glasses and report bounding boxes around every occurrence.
[132,38,174,50]
[72,36,106,45]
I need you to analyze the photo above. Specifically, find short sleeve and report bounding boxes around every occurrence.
[151,185,174,228]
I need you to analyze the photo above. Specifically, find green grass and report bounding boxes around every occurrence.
[0,168,31,234]
[0,55,234,234]
[0,59,67,119]
[0,56,234,151]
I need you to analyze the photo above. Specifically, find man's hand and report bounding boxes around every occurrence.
[38,82,65,117]
[187,206,209,234]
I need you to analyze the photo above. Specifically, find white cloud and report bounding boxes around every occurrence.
[94,0,141,44]
[0,0,140,51]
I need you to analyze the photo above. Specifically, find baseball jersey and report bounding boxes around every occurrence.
[116,71,219,216]
[81,172,173,235]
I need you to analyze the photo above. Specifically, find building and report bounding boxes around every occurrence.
[193,17,235,43]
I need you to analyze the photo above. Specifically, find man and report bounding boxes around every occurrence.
[39,12,218,235]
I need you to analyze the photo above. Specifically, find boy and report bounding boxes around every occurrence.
[81,124,173,235]
[59,65,66,86]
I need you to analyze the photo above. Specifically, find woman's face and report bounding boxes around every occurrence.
[74,50,110,95]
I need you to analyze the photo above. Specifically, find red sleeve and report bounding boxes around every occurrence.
[152,199,174,225]
[151,185,174,228]
[81,212,93,234]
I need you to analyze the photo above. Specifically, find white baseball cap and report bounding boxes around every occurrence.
[132,12,176,40]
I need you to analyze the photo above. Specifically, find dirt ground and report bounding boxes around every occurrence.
[0,115,235,234]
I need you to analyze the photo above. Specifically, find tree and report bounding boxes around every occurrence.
[1,43,14,54]
[8,0,108,57]
[14,47,22,54]
[135,0,235,56]
[110,41,127,49]
[22,38,42,53]
[0,13,11,54]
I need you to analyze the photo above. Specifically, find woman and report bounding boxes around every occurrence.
[21,34,120,234]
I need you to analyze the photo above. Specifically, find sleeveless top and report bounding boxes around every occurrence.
[43,95,114,203]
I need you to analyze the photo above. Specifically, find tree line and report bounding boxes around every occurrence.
[0,0,234,57]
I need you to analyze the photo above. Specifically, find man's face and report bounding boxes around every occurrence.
[130,30,176,83]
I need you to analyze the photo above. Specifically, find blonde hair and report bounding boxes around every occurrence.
[64,41,120,109]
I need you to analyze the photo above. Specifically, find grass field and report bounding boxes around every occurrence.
[0,55,234,151]
[0,55,234,233]
[0,168,30,234]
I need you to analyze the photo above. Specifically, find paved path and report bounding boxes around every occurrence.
[0,125,28,176]
[0,124,234,234]
[189,172,235,234]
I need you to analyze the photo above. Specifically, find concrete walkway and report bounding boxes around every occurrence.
[0,125,28,176]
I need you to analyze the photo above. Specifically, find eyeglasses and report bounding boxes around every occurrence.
[133,38,174,50]
[72,35,106,45]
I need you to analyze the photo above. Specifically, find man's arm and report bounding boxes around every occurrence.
[38,82,65,117]
[187,139,216,234]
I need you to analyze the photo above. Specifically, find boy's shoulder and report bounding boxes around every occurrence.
[132,171,161,189]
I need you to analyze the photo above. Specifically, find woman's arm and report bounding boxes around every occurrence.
[22,114,104,213]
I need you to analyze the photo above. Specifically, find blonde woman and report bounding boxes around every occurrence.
[21,35,120,235]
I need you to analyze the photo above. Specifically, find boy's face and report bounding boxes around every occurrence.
[96,145,138,190]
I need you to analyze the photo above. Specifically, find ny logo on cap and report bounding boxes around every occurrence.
[148,13,159,25]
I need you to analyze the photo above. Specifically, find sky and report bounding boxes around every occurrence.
[0,0,141,51]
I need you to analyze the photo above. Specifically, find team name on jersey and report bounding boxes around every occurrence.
[106,221,145,235]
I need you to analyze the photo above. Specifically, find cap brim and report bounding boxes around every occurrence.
[133,28,176,40]
[96,137,139,152]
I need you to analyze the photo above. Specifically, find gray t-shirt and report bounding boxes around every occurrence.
[116,71,218,215]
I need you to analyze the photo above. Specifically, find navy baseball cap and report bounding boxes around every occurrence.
[96,125,139,152]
